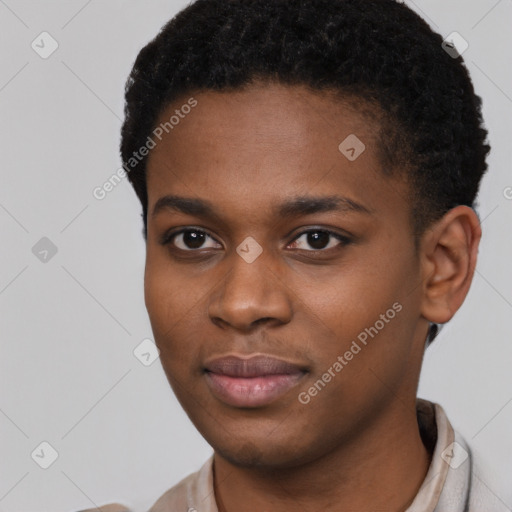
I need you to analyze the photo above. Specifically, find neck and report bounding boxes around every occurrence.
[213,400,431,512]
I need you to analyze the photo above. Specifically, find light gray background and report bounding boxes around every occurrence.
[0,1,511,511]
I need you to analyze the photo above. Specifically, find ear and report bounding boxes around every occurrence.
[419,205,482,325]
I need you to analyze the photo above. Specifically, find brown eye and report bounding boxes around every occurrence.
[166,229,222,251]
[289,229,351,251]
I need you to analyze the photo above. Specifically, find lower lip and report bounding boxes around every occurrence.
[205,372,305,407]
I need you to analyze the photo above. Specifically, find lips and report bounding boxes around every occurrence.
[205,355,305,377]
[204,355,307,408]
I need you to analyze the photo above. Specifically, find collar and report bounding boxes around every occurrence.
[154,399,472,512]
[407,399,472,512]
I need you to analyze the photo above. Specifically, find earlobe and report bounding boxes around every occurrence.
[419,206,482,325]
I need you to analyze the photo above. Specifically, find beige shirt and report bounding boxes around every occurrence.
[83,400,510,511]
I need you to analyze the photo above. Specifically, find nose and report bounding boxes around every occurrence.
[207,248,293,332]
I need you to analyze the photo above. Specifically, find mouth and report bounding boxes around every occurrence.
[203,354,308,408]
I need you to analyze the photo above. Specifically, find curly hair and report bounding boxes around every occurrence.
[120,0,490,239]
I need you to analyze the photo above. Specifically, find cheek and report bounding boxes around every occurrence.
[295,250,420,401]
[144,267,202,405]
[144,254,194,359]
[144,246,201,325]
[299,253,413,343]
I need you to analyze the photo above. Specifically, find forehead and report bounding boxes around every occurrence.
[145,82,408,223]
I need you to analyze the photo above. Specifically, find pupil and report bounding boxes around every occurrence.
[184,230,205,248]
[308,231,329,249]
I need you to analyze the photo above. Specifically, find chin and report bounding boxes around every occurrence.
[207,428,320,470]
[215,441,270,467]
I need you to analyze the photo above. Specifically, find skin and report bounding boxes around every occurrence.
[143,81,481,511]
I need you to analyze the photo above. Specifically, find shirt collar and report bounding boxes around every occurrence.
[180,399,472,512]
[406,399,471,512]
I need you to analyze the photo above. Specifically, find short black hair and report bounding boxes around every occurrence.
[120,0,490,239]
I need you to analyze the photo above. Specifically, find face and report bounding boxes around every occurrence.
[144,82,429,469]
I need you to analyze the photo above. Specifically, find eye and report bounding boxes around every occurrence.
[162,228,222,251]
[288,229,351,251]
[161,227,351,254]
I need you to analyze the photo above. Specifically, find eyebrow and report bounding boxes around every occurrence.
[151,194,374,220]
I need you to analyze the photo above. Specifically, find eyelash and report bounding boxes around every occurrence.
[159,227,352,254]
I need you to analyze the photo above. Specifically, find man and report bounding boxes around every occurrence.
[84,0,507,510]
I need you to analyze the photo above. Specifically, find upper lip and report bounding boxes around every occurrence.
[204,355,306,378]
